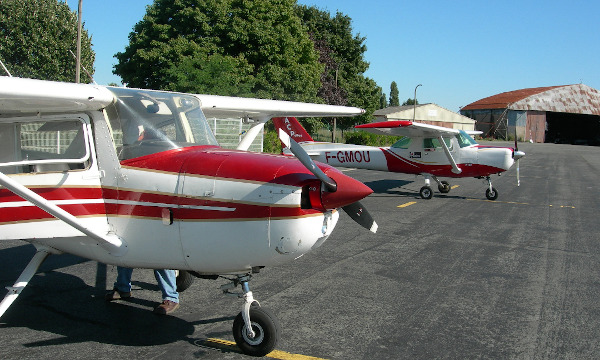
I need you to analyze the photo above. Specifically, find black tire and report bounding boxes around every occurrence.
[438,181,451,193]
[486,187,498,201]
[176,270,194,292]
[419,186,433,200]
[232,307,280,357]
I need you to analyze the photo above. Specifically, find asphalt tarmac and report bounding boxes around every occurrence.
[1,141,600,359]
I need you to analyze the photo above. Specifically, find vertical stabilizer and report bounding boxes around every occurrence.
[272,117,314,144]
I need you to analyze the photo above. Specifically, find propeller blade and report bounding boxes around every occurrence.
[516,159,520,186]
[342,201,378,233]
[279,129,337,192]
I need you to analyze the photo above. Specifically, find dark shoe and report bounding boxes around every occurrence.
[153,300,179,315]
[105,288,132,301]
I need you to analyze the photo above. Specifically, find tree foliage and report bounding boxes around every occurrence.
[115,0,322,102]
[402,98,419,106]
[0,0,95,82]
[296,5,382,128]
[389,81,400,106]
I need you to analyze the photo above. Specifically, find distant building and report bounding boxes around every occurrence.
[373,103,476,132]
[460,84,600,144]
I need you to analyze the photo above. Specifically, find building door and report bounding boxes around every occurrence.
[526,111,546,143]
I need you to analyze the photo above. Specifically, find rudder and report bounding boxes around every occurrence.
[272,117,314,143]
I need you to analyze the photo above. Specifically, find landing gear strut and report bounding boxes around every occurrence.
[221,274,280,357]
[484,176,498,200]
[419,175,451,199]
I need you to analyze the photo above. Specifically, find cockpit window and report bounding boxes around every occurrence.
[455,130,478,148]
[423,137,452,150]
[106,87,218,160]
[391,137,411,149]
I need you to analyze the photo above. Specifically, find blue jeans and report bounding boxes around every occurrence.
[114,266,179,303]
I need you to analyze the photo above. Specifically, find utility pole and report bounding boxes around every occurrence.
[75,0,82,83]
[413,84,422,121]
[332,69,338,142]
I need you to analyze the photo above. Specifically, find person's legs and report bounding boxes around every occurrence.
[106,267,133,301]
[114,267,134,293]
[154,269,179,302]
[153,269,179,314]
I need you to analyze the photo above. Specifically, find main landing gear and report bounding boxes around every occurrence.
[419,175,450,200]
[221,274,281,357]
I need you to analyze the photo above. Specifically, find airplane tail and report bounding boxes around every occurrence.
[273,117,314,143]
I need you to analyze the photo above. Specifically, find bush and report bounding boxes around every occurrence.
[263,130,282,154]
[344,131,402,147]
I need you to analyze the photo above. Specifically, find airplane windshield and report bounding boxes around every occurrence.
[456,130,478,148]
[106,87,218,160]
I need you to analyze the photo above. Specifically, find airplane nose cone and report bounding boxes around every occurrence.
[320,168,373,209]
[513,150,525,161]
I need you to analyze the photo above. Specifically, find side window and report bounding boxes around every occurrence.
[0,117,90,174]
[423,137,453,151]
[391,137,411,149]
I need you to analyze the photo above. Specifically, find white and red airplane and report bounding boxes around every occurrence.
[274,117,525,200]
[0,76,377,357]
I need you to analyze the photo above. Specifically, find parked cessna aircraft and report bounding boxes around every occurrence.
[274,117,525,200]
[0,76,377,357]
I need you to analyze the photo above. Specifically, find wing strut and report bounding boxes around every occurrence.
[0,171,126,256]
[437,135,462,174]
[0,248,50,318]
[237,117,270,151]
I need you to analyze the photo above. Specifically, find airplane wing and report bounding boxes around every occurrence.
[196,94,364,150]
[355,120,462,138]
[0,76,114,114]
[196,94,364,120]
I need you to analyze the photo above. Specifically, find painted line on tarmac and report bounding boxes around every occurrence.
[451,185,460,189]
[466,198,575,208]
[397,201,417,208]
[198,338,328,360]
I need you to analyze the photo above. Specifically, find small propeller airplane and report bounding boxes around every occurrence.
[274,116,525,200]
[0,76,377,357]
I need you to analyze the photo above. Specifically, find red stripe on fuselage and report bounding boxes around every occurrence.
[383,149,504,177]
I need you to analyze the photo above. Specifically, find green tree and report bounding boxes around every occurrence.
[389,81,400,106]
[402,98,419,106]
[296,5,382,128]
[379,92,388,109]
[115,0,322,101]
[0,0,95,82]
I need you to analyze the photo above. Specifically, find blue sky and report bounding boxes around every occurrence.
[67,0,600,112]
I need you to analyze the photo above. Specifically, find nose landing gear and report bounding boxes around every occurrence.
[221,274,281,357]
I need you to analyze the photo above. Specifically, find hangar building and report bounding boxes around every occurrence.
[373,103,476,131]
[460,84,600,144]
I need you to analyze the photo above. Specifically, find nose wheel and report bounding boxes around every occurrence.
[222,275,281,357]
[484,176,498,200]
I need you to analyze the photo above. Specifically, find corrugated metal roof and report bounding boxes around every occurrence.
[461,84,600,115]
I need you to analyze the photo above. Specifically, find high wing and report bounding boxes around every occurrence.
[355,120,464,138]
[0,76,114,115]
[197,94,364,150]
[197,94,364,120]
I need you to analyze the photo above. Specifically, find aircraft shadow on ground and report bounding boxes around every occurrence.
[363,179,475,201]
[0,245,233,348]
